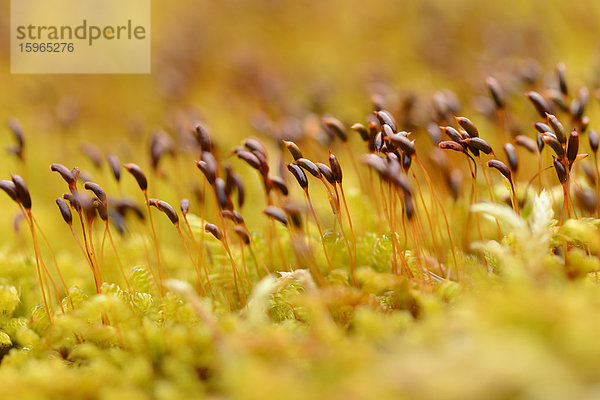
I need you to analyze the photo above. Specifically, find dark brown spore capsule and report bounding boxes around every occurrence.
[194,124,211,152]
[158,200,179,225]
[351,123,370,142]
[205,223,223,241]
[0,180,18,202]
[486,77,505,109]
[438,141,466,153]
[269,175,289,196]
[83,182,107,204]
[442,126,464,143]
[534,122,553,134]
[542,134,565,158]
[361,154,387,176]
[148,199,179,225]
[328,152,342,183]
[322,116,348,142]
[232,225,250,245]
[51,163,76,188]
[283,141,303,161]
[546,113,566,144]
[589,130,599,154]
[537,133,545,152]
[180,198,190,216]
[487,160,512,180]
[315,163,335,185]
[456,117,479,137]
[263,206,288,226]
[514,135,537,153]
[232,174,246,207]
[236,150,262,170]
[296,158,321,178]
[567,130,579,165]
[389,134,416,156]
[374,110,397,132]
[404,193,415,220]
[214,177,231,210]
[462,137,493,155]
[63,193,81,212]
[244,138,267,158]
[56,198,72,225]
[553,156,568,184]
[525,91,550,118]
[94,200,108,222]
[557,63,568,96]
[124,163,148,191]
[503,143,518,173]
[287,163,308,190]
[107,154,121,182]
[11,174,31,209]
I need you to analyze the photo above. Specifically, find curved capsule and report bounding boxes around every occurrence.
[525,91,550,118]
[557,63,568,96]
[205,223,223,241]
[553,156,568,184]
[232,225,250,245]
[244,138,266,157]
[316,163,335,185]
[534,122,553,134]
[442,126,464,143]
[351,123,370,142]
[546,113,566,144]
[567,130,579,165]
[0,180,18,202]
[107,154,121,182]
[55,197,72,225]
[194,124,211,152]
[51,163,77,189]
[374,110,397,132]
[542,134,565,158]
[158,200,179,225]
[11,174,31,209]
[514,135,537,153]
[296,158,321,178]
[487,160,512,180]
[63,192,81,212]
[322,116,348,142]
[462,137,493,155]
[287,163,308,190]
[361,154,387,176]
[455,117,479,137]
[438,141,466,153]
[214,177,231,210]
[283,141,303,161]
[124,163,148,191]
[269,175,289,196]
[236,150,262,170]
[263,206,288,226]
[389,134,415,156]
[84,181,107,204]
[232,174,245,207]
[328,152,342,183]
[503,143,518,173]
[94,199,108,222]
[486,77,505,109]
